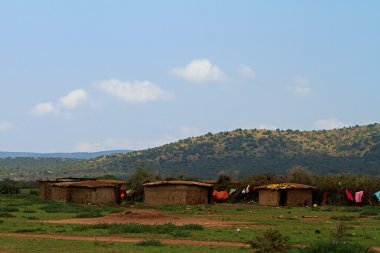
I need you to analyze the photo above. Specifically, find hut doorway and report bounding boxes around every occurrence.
[279,190,287,206]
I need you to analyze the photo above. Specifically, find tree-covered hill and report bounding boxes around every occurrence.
[1,123,380,180]
[88,123,380,178]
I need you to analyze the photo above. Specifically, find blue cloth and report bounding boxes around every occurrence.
[375,191,380,201]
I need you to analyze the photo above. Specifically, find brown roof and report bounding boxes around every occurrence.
[256,183,316,190]
[143,180,213,188]
[38,177,96,183]
[52,180,126,188]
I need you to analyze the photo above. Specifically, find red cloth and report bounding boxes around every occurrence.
[213,190,229,201]
[346,189,354,201]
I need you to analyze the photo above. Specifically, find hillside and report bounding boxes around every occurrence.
[1,123,380,180]
[88,123,380,178]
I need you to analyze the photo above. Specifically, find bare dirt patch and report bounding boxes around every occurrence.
[40,208,256,227]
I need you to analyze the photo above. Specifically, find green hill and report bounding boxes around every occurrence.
[88,123,380,178]
[1,123,380,180]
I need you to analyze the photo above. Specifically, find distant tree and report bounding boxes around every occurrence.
[96,174,118,180]
[287,166,312,185]
[216,171,231,185]
[128,164,157,201]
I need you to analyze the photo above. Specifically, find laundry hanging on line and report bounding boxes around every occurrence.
[355,191,364,203]
[345,188,354,201]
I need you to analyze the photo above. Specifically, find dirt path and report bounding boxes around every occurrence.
[372,246,380,252]
[40,209,257,227]
[0,233,249,248]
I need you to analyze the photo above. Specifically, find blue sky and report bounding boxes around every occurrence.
[1,1,379,152]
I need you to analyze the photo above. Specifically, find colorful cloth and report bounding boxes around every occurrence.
[355,191,364,203]
[346,189,354,201]
[229,188,236,195]
[213,190,229,201]
[374,191,380,201]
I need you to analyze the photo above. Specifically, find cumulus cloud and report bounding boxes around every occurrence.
[32,102,57,116]
[313,119,349,130]
[32,89,90,117]
[289,76,312,97]
[170,59,226,83]
[59,89,88,108]
[96,79,171,103]
[0,121,13,132]
[238,65,256,79]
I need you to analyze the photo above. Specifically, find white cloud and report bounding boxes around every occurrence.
[313,119,349,130]
[289,76,312,97]
[178,126,201,137]
[0,121,13,132]
[170,59,226,83]
[96,79,171,103]
[59,89,88,108]
[238,65,256,79]
[32,102,57,116]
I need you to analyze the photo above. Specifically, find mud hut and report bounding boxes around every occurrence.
[256,183,316,207]
[143,181,213,205]
[38,177,95,200]
[49,180,126,205]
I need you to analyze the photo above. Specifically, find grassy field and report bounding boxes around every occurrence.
[0,189,379,252]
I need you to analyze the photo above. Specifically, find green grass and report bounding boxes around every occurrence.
[1,191,380,252]
[0,237,252,253]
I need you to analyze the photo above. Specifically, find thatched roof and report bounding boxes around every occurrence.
[256,183,316,190]
[143,181,213,188]
[52,180,126,188]
[38,177,96,183]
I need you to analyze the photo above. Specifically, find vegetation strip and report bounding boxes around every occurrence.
[0,233,250,247]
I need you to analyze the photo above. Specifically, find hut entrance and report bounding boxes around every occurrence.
[279,190,287,206]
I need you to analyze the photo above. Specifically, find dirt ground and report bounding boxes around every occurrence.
[40,208,256,227]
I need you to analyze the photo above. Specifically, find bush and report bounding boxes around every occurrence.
[287,166,312,185]
[0,207,19,212]
[0,213,15,217]
[76,212,103,218]
[0,181,20,194]
[136,239,162,246]
[249,229,290,253]
[331,222,351,242]
[128,165,157,201]
[297,241,375,253]
[330,215,356,221]
[29,189,38,195]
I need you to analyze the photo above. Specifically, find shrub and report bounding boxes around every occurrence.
[287,166,312,185]
[128,164,157,201]
[29,189,38,195]
[181,224,204,230]
[0,181,20,194]
[360,209,379,217]
[0,207,19,212]
[297,241,375,253]
[331,222,351,242]
[0,213,15,217]
[249,229,290,253]
[136,239,162,246]
[76,212,103,218]
[330,215,356,221]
